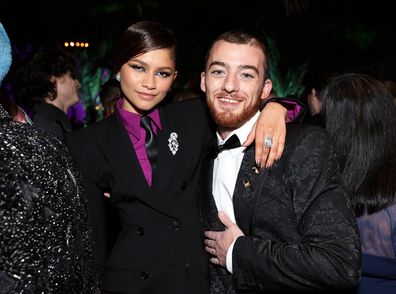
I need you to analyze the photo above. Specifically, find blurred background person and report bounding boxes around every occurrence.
[99,78,121,118]
[13,46,81,142]
[321,73,396,294]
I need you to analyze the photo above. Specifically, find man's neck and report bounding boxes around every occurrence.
[217,128,234,140]
[217,112,260,142]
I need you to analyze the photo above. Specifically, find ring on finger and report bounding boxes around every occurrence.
[264,136,273,148]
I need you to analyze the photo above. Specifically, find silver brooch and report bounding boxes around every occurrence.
[168,132,179,155]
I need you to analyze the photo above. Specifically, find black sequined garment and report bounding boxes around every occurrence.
[0,105,98,293]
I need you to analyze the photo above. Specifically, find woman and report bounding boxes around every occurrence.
[321,73,396,294]
[68,21,298,294]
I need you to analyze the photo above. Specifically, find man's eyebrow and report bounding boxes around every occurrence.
[239,65,259,74]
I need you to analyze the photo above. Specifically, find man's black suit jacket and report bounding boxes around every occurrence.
[201,125,361,293]
[69,98,214,294]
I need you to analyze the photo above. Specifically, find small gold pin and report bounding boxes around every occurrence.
[252,166,260,174]
[243,179,251,188]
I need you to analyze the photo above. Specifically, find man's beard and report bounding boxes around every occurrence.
[207,96,260,131]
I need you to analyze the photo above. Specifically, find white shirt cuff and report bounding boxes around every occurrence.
[226,239,237,273]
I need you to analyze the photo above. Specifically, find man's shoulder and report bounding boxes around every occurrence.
[285,124,329,146]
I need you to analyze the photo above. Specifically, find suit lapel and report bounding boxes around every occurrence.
[233,146,267,235]
[201,143,226,231]
[100,113,160,206]
[152,106,185,197]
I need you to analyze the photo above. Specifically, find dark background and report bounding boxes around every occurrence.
[2,0,396,93]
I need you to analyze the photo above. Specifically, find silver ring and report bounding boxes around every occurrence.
[264,137,273,148]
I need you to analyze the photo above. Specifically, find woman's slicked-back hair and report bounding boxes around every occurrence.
[114,21,177,72]
[321,73,396,216]
[204,30,270,80]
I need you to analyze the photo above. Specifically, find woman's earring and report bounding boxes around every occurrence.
[116,72,120,82]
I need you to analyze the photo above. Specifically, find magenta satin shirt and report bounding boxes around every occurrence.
[116,99,161,186]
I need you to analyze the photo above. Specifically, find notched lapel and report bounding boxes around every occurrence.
[153,108,185,197]
[100,114,157,204]
[201,148,225,231]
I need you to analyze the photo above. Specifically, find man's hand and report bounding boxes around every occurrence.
[243,102,287,169]
[204,212,244,267]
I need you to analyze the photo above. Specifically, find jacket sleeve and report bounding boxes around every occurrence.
[263,97,306,124]
[67,132,110,273]
[231,127,361,291]
[0,170,46,293]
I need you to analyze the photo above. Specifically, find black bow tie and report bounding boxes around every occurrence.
[208,134,241,158]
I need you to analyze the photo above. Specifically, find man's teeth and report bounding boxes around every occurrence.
[219,97,238,103]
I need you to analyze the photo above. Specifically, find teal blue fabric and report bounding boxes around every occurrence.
[0,22,12,84]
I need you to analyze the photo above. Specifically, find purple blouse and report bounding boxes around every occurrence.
[357,203,396,258]
[116,99,161,186]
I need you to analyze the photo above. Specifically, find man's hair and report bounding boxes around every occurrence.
[204,30,270,80]
[13,47,77,106]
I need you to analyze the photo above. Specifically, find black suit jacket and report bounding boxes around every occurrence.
[69,98,214,294]
[201,125,361,293]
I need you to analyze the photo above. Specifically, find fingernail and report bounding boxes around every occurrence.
[256,159,261,167]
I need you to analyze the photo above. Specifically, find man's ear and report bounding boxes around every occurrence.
[200,72,206,93]
[261,79,273,100]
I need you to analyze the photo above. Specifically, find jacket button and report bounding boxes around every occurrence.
[180,181,187,190]
[139,270,149,280]
[137,227,145,236]
[172,221,181,230]
[185,263,190,271]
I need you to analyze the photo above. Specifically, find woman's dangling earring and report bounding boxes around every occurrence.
[116,72,121,82]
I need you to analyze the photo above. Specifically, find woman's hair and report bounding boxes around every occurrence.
[321,73,396,216]
[204,30,270,80]
[13,47,77,106]
[114,21,177,72]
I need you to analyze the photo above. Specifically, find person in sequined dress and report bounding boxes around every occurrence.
[0,22,98,293]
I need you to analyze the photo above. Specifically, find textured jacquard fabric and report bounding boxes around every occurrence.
[201,125,361,293]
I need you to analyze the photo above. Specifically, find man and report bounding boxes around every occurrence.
[13,47,81,142]
[200,30,361,293]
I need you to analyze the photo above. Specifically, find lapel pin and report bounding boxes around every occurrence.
[243,179,251,188]
[168,132,179,155]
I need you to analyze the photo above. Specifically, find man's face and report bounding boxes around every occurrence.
[201,40,272,130]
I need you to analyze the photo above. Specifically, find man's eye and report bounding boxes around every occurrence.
[211,70,224,76]
[241,73,254,79]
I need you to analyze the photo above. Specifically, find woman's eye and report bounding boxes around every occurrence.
[157,71,172,78]
[130,64,145,72]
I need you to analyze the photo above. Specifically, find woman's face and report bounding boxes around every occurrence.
[119,48,177,114]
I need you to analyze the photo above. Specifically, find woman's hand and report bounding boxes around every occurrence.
[243,102,287,169]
